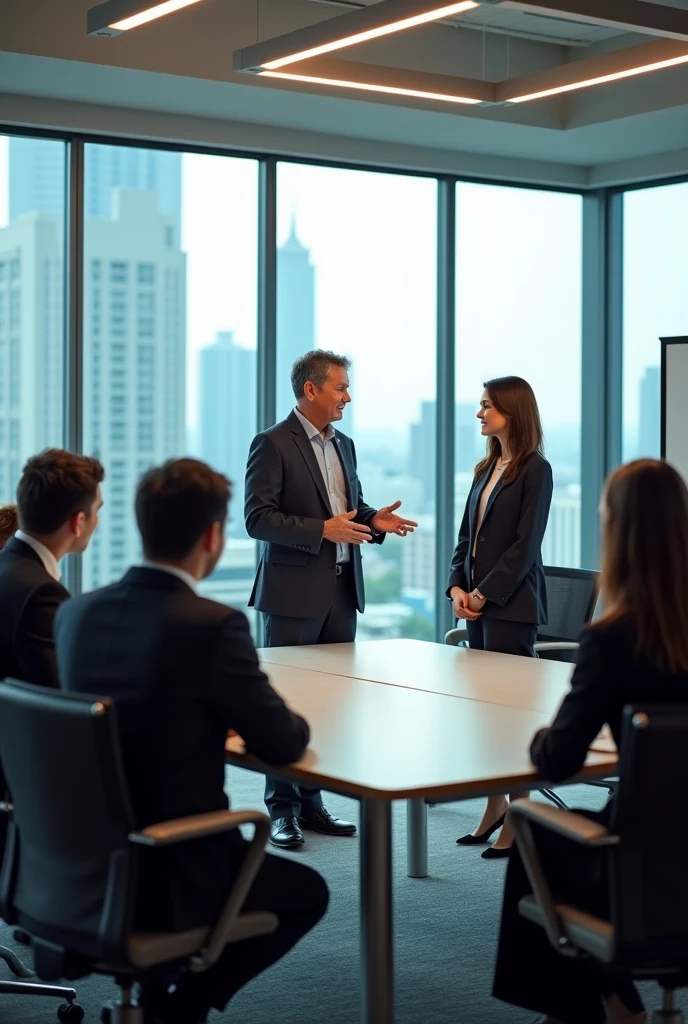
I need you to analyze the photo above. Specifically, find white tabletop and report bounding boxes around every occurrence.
[227,659,616,800]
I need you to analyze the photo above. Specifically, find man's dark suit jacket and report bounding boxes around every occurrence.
[54,566,310,932]
[447,452,553,625]
[245,411,383,620]
[530,614,688,821]
[0,536,69,688]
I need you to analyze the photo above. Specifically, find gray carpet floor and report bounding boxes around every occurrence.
[0,772,682,1023]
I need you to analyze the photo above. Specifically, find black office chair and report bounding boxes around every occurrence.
[444,565,599,659]
[0,768,82,1021]
[510,705,688,1024]
[445,566,601,810]
[0,679,278,1024]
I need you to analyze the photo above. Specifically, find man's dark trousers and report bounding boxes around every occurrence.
[263,563,357,820]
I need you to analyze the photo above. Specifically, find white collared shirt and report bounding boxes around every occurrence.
[140,561,198,593]
[294,406,350,564]
[15,530,61,582]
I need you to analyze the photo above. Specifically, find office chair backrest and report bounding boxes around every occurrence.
[610,705,688,966]
[537,566,598,643]
[0,680,135,950]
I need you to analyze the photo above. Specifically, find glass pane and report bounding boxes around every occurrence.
[277,164,437,640]
[622,183,688,461]
[455,183,583,569]
[81,144,258,624]
[0,135,67,502]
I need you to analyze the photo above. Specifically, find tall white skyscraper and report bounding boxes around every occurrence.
[0,212,64,501]
[82,189,186,590]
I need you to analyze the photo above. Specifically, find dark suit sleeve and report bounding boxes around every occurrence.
[349,439,384,546]
[476,459,553,608]
[530,627,616,783]
[16,581,69,688]
[446,490,472,595]
[244,432,326,552]
[210,610,310,765]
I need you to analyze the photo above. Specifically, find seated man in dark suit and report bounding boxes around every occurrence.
[0,449,104,687]
[55,458,328,1024]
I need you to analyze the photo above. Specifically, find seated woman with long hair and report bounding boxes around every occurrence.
[493,459,688,1024]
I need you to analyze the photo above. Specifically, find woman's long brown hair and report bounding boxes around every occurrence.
[0,504,17,549]
[599,459,688,674]
[474,376,544,485]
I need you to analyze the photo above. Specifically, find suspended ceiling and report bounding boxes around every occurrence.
[2,0,688,188]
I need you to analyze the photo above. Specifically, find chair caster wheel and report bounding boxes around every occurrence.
[58,1003,85,1023]
[101,1006,112,1023]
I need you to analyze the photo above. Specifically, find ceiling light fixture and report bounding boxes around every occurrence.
[507,51,688,103]
[498,37,688,103]
[233,0,478,73]
[87,0,206,37]
[261,70,485,105]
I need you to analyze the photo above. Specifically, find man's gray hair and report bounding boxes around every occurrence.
[291,350,351,399]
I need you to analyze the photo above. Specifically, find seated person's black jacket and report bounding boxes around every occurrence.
[530,614,688,820]
[55,566,310,933]
[0,536,69,688]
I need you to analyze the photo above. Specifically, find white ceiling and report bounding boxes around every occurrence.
[2,0,688,189]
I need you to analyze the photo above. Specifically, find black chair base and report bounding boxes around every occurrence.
[0,941,35,978]
[0,981,83,1021]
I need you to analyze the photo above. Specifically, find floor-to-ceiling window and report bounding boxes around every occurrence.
[454,182,583,570]
[0,134,67,503]
[622,182,688,461]
[80,144,259,622]
[276,163,437,640]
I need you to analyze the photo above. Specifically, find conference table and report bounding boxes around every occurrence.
[225,638,617,1024]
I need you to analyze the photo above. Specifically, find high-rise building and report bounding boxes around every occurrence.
[199,331,255,536]
[0,212,64,501]
[638,365,661,458]
[82,189,186,591]
[409,401,435,511]
[276,219,315,422]
[409,400,482,512]
[9,138,182,241]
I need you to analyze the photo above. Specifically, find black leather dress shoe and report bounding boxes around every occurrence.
[299,806,357,836]
[270,816,305,850]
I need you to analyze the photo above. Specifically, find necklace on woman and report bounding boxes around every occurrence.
[495,456,511,473]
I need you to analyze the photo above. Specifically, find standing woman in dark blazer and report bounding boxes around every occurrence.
[493,458,688,1024]
[448,376,553,857]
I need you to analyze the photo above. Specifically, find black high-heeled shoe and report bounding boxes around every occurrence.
[456,812,506,845]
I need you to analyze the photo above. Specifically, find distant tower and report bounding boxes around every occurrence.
[276,217,315,422]
[199,332,256,537]
[638,366,661,458]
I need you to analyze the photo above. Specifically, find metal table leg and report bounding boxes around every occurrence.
[360,797,394,1024]
[406,798,428,878]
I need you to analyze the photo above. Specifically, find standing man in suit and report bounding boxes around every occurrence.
[0,449,104,688]
[245,349,417,849]
[56,458,328,1024]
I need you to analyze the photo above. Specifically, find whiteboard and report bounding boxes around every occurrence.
[662,337,688,487]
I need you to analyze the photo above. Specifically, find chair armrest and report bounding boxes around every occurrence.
[508,801,619,847]
[445,628,468,647]
[508,799,618,957]
[534,642,579,653]
[130,810,270,847]
[189,811,272,972]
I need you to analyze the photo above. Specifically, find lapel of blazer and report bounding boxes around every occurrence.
[333,429,355,509]
[471,462,507,538]
[288,411,333,515]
